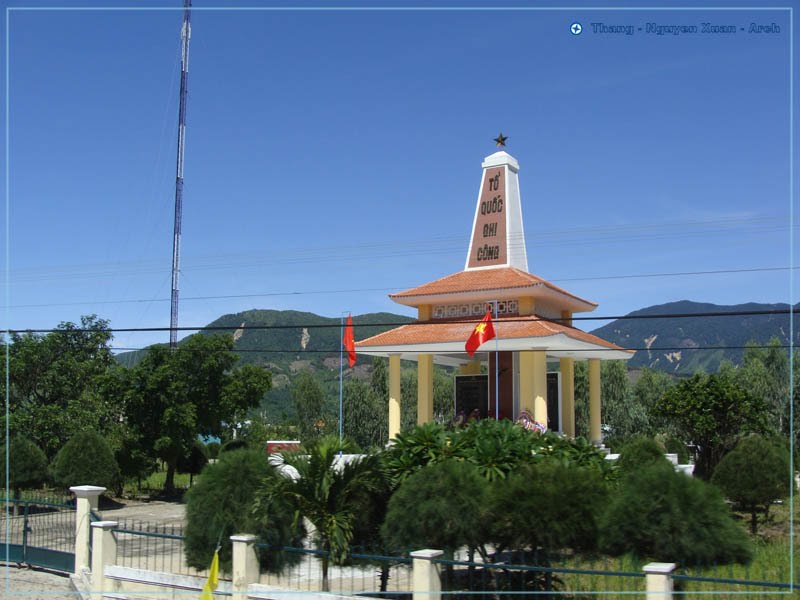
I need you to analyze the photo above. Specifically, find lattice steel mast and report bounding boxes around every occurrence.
[170,0,192,348]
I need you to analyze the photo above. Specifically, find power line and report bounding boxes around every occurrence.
[6,266,799,310]
[5,307,798,336]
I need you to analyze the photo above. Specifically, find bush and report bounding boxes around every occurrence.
[220,438,248,454]
[711,435,792,535]
[0,436,49,498]
[617,437,669,473]
[51,430,120,491]
[184,448,302,575]
[488,461,608,558]
[382,459,487,557]
[599,461,752,566]
[660,434,690,465]
[177,440,209,485]
[206,442,221,459]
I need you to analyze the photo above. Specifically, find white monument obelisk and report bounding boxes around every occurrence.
[465,137,528,272]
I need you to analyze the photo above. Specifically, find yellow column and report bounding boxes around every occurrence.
[418,305,432,320]
[417,354,434,425]
[560,357,575,437]
[532,351,548,426]
[519,351,534,414]
[518,297,536,316]
[519,350,547,426]
[389,354,401,440]
[589,358,601,444]
[560,310,572,326]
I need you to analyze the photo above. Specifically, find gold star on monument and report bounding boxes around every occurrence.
[494,132,508,147]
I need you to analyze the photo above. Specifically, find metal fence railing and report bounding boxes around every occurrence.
[435,556,646,599]
[112,519,216,578]
[256,544,413,597]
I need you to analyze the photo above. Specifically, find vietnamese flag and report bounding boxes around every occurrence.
[465,309,496,356]
[343,314,356,368]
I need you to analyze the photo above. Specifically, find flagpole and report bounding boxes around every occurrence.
[339,313,344,449]
[493,300,499,420]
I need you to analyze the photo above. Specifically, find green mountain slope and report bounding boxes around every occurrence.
[590,300,797,375]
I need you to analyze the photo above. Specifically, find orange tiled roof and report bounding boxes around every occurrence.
[356,314,627,351]
[389,266,596,306]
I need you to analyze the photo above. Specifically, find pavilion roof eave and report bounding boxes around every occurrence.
[356,333,634,361]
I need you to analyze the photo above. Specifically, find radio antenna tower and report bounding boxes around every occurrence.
[170,0,192,348]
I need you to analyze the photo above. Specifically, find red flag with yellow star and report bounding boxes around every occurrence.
[465,309,496,356]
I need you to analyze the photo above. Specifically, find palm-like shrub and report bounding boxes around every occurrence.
[51,430,120,491]
[184,448,302,574]
[253,435,382,591]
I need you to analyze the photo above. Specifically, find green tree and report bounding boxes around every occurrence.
[177,440,209,487]
[488,462,608,561]
[711,435,792,535]
[382,459,487,558]
[51,430,120,491]
[616,436,670,474]
[0,436,49,502]
[6,316,117,458]
[120,334,271,494]
[343,379,387,451]
[739,338,790,435]
[184,448,302,574]
[632,368,675,435]
[656,372,768,479]
[254,436,381,591]
[599,461,752,566]
[291,370,327,443]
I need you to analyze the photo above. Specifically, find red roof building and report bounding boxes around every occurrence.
[356,148,631,442]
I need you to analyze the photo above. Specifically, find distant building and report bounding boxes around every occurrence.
[356,147,632,442]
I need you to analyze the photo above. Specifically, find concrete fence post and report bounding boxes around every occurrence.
[90,521,118,590]
[70,485,105,576]
[644,562,676,600]
[411,549,443,600]
[231,534,259,600]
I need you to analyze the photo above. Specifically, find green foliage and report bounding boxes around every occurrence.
[633,368,676,435]
[254,435,381,591]
[177,440,209,485]
[119,334,271,493]
[602,361,648,438]
[115,432,157,490]
[184,449,301,574]
[384,420,614,486]
[488,461,609,558]
[382,459,487,557]
[659,434,690,464]
[220,439,248,454]
[656,372,769,479]
[291,371,327,443]
[6,315,117,459]
[599,461,752,566]
[206,442,221,459]
[0,437,49,496]
[343,379,387,451]
[617,437,670,474]
[711,435,792,534]
[51,430,120,491]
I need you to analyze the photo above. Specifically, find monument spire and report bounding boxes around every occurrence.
[464,137,528,272]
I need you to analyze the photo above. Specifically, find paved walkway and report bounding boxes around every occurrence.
[2,564,79,600]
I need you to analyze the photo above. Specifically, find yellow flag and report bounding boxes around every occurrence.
[200,550,219,600]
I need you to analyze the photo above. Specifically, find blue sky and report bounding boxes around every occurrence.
[1,1,796,351]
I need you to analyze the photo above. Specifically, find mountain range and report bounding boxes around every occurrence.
[117,301,797,380]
